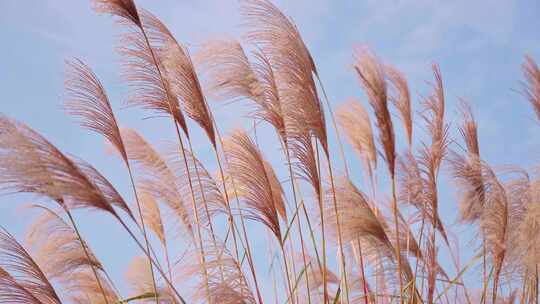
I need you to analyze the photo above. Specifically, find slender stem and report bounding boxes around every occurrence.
[281,138,312,304]
[354,240,369,304]
[176,130,212,303]
[326,157,351,304]
[163,241,176,303]
[280,240,296,304]
[411,217,426,303]
[133,11,211,302]
[314,142,328,304]
[391,176,404,303]
[126,166,159,304]
[492,262,502,304]
[186,136,226,282]
[63,207,110,304]
[211,121,264,304]
[117,217,187,304]
[482,237,487,304]
[267,232,280,304]
[213,147,241,261]
[442,238,472,304]
[534,264,538,304]
[316,75,350,177]
[427,198,437,303]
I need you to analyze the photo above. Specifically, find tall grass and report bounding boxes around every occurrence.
[0,0,539,303]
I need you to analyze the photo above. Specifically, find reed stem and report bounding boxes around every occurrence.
[63,206,111,304]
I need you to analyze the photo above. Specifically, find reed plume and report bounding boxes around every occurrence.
[25,206,103,281]
[0,227,61,304]
[195,37,319,302]
[354,48,405,301]
[239,1,347,300]
[223,129,296,302]
[522,56,540,122]
[354,48,395,176]
[386,66,413,148]
[326,176,420,301]
[241,0,327,153]
[336,98,377,179]
[224,129,284,239]
[0,116,132,219]
[138,191,166,246]
[25,205,118,304]
[120,128,194,237]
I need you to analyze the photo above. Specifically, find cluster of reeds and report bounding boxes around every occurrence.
[0,0,539,303]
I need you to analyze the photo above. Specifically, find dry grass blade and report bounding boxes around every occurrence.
[386,66,412,147]
[241,0,328,154]
[223,129,283,240]
[120,128,194,237]
[0,227,61,304]
[0,116,132,219]
[336,98,377,175]
[353,48,395,176]
[522,55,540,122]
[64,58,128,163]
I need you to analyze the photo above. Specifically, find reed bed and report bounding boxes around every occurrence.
[0,0,538,303]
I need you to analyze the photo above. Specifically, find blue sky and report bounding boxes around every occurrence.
[1,0,540,301]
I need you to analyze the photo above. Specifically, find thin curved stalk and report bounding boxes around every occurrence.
[314,142,329,304]
[210,116,265,304]
[134,23,212,302]
[280,138,313,304]
[63,206,111,304]
[116,216,187,304]
[126,166,159,304]
[212,146,241,260]
[390,177,404,303]
[280,240,296,304]
[353,240,369,304]
[176,129,212,302]
[186,135,226,282]
[316,75,350,177]
[326,159,351,304]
